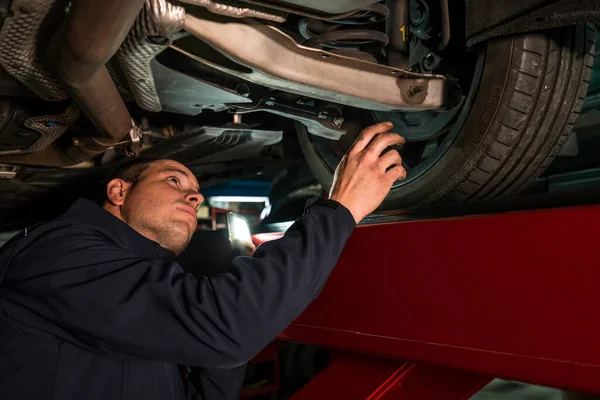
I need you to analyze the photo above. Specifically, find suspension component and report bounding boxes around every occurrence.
[439,0,450,50]
[232,97,346,140]
[298,3,389,63]
[181,15,462,112]
[386,0,410,69]
[410,0,433,40]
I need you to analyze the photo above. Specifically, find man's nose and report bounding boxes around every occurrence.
[185,191,204,208]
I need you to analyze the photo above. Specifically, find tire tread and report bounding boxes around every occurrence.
[432,24,595,203]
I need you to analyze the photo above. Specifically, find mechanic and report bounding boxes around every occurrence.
[0,122,406,400]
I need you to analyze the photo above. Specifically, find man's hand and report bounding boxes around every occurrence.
[243,241,257,257]
[329,122,406,223]
[231,240,257,257]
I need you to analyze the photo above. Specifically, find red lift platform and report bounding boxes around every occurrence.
[253,194,600,399]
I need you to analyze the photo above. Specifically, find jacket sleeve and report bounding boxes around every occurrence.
[5,201,356,368]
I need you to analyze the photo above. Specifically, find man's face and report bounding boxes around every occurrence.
[106,160,203,255]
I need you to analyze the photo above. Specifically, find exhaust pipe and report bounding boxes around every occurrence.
[47,0,146,164]
[1,0,146,166]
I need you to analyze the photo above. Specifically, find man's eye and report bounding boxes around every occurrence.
[168,176,180,185]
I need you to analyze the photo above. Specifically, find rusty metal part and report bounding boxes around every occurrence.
[386,0,410,69]
[439,0,450,50]
[181,15,459,111]
[180,0,286,22]
[45,0,146,164]
[118,0,185,112]
[0,0,69,101]
[0,103,80,156]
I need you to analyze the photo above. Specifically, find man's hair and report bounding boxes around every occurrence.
[109,158,159,186]
[101,158,161,202]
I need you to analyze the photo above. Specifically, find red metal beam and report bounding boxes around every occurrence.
[268,205,600,394]
[290,353,490,400]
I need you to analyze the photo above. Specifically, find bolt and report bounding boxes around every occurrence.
[332,116,344,127]
[421,52,437,71]
[233,114,242,124]
[407,85,424,97]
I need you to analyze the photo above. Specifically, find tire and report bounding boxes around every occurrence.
[298,25,596,209]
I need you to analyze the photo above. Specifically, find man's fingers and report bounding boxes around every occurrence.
[378,149,402,171]
[365,133,406,158]
[350,122,394,154]
[387,165,407,181]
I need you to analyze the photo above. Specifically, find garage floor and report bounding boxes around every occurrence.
[472,380,600,399]
[473,380,564,399]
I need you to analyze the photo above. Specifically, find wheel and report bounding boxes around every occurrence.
[298,25,596,209]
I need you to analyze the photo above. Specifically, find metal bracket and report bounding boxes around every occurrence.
[232,98,346,140]
[181,15,461,112]
[127,120,142,157]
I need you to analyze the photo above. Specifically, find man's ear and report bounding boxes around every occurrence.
[105,179,132,206]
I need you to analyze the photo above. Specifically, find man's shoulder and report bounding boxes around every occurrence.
[0,208,125,283]
[28,198,123,246]
[9,199,124,257]
[9,198,171,263]
[16,216,122,258]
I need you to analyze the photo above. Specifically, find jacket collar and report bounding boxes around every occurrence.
[64,198,175,260]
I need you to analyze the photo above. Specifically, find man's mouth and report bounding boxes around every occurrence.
[177,205,197,220]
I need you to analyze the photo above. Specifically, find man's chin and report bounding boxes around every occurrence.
[158,222,195,254]
[174,214,197,231]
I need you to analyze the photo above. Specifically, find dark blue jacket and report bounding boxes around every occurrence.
[0,197,355,399]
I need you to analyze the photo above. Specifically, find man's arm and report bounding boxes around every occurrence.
[2,200,354,368]
[2,122,406,369]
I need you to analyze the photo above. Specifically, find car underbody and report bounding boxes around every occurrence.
[0,0,599,230]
